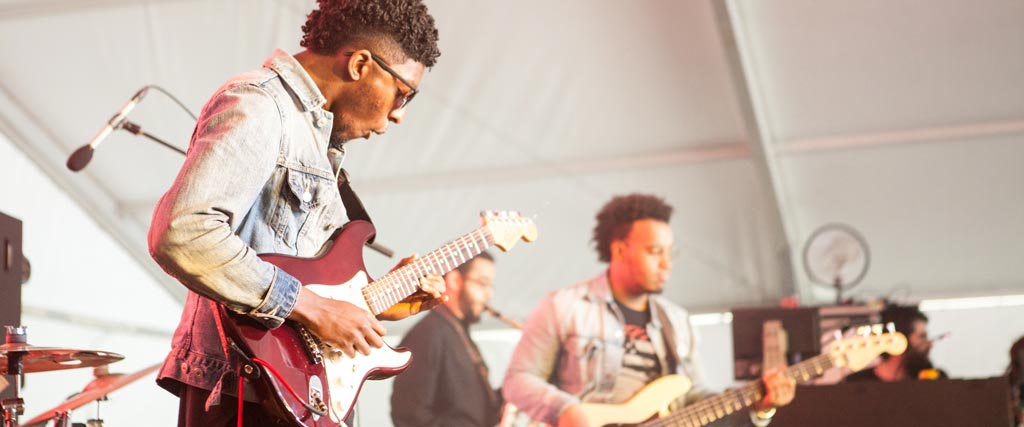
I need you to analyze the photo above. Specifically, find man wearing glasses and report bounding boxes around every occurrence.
[391,252,504,427]
[148,1,445,425]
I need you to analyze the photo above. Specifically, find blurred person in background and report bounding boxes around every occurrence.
[845,305,947,382]
[391,252,503,427]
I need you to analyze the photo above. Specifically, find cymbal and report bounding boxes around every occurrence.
[22,363,160,426]
[0,343,124,374]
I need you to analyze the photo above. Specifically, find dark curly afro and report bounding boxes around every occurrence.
[592,194,673,263]
[301,0,441,67]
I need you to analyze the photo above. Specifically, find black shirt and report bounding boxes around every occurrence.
[610,299,663,402]
[844,366,949,382]
[391,308,502,427]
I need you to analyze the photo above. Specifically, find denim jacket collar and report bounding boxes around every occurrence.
[585,271,664,330]
[263,49,326,112]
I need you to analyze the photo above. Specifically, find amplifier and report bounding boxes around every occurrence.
[772,378,1014,427]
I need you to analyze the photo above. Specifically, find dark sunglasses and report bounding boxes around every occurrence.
[344,51,419,110]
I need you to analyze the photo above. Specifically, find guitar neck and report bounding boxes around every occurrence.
[648,354,836,427]
[361,227,495,315]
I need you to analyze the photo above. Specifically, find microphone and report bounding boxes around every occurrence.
[484,305,523,329]
[67,87,150,171]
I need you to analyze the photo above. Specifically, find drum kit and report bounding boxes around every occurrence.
[1,325,156,427]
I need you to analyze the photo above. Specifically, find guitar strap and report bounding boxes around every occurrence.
[336,167,376,244]
[653,304,697,411]
[654,303,680,376]
[435,305,500,408]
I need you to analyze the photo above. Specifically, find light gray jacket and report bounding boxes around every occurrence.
[502,273,710,425]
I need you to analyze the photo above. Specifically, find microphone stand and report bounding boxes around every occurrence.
[119,120,185,156]
[484,306,523,330]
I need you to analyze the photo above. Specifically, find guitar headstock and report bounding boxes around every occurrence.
[481,211,538,251]
[828,325,908,372]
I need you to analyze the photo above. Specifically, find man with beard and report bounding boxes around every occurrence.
[148,1,447,425]
[391,252,503,427]
[503,194,795,427]
[845,305,947,382]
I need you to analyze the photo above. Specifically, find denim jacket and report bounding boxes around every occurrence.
[148,49,347,401]
[501,272,712,421]
[502,272,710,425]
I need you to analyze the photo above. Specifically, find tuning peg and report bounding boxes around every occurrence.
[856,326,870,337]
[886,322,895,333]
[871,324,883,335]
[833,330,843,342]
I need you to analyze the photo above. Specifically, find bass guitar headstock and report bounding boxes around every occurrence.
[829,323,908,371]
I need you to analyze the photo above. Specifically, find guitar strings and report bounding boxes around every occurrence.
[642,353,837,427]
[361,228,496,313]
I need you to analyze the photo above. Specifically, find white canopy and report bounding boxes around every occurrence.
[1,0,1022,425]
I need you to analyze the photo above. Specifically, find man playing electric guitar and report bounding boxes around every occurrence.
[503,194,796,427]
[148,1,446,425]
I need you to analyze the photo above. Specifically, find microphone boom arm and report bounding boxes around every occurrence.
[66,86,401,259]
[119,120,186,156]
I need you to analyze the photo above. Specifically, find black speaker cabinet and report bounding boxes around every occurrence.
[772,378,1014,427]
[731,307,821,380]
[0,211,22,401]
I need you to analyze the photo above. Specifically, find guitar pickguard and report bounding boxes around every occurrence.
[579,375,693,426]
[305,272,413,423]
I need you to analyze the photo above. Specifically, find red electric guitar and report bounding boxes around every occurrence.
[220,212,538,426]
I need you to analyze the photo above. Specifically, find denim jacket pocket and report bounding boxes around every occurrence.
[272,167,330,250]
[563,335,602,397]
[285,167,317,211]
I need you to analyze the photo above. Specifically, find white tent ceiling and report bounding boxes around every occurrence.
[2,0,1022,331]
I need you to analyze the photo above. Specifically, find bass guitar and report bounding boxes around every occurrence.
[573,327,907,427]
[221,212,538,426]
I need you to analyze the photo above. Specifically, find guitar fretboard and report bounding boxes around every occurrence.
[642,353,837,427]
[361,227,495,315]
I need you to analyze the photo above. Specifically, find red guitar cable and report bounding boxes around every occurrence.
[251,357,329,416]
[226,338,327,425]
[238,373,245,427]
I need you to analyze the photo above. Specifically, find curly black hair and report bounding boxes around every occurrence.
[300,0,441,67]
[592,194,673,263]
[881,305,928,338]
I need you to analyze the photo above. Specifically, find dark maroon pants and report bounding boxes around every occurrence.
[177,385,355,427]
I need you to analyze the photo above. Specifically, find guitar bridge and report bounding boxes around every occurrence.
[298,325,324,365]
[309,387,328,415]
